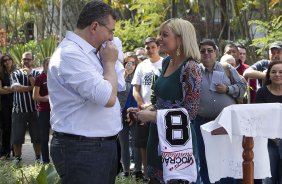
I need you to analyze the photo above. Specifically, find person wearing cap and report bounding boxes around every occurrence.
[131,37,163,180]
[243,41,282,87]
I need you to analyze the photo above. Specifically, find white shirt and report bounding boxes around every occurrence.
[131,58,163,104]
[48,31,122,137]
[200,103,282,182]
[157,108,197,183]
[112,37,126,91]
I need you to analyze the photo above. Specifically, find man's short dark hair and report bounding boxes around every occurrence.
[237,44,246,50]
[224,43,239,52]
[76,1,117,29]
[144,37,159,46]
[199,39,217,50]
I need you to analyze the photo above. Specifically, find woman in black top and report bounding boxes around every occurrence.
[0,54,17,159]
[255,61,282,184]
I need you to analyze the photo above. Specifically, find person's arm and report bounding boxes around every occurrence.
[11,71,33,92]
[243,67,266,80]
[32,86,49,102]
[12,85,33,92]
[28,75,36,87]
[0,80,13,95]
[99,41,118,107]
[12,76,34,92]
[182,61,202,120]
[136,110,157,123]
[223,67,247,98]
[132,85,144,107]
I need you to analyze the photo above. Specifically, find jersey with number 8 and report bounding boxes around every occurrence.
[157,108,197,183]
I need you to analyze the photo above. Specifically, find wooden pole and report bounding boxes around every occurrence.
[242,136,254,184]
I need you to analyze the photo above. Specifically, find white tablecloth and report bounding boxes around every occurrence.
[200,103,282,183]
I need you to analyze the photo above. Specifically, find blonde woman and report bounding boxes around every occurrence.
[130,18,202,184]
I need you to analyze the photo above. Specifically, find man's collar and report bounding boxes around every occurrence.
[65,31,96,54]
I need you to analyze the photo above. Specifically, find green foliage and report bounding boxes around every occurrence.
[0,162,60,184]
[249,15,282,56]
[0,161,145,184]
[8,44,26,67]
[114,0,169,52]
[115,176,144,184]
[2,36,58,68]
[35,164,61,184]
[36,36,58,63]
[0,161,18,183]
[8,41,37,67]
[115,18,159,52]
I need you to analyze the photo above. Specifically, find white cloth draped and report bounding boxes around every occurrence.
[200,103,282,183]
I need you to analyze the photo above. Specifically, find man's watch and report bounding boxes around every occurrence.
[226,86,229,94]
[28,74,33,78]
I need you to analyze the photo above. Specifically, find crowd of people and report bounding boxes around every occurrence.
[0,51,51,165]
[0,1,282,184]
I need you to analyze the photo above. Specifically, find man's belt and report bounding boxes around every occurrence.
[53,131,118,141]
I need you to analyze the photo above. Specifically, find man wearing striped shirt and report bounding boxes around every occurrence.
[10,51,41,165]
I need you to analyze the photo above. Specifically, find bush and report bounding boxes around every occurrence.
[0,162,145,184]
[0,162,60,184]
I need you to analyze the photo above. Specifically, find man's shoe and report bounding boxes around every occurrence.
[35,159,41,164]
[123,172,130,177]
[143,177,149,182]
[0,153,10,160]
[134,171,144,180]
[12,157,22,166]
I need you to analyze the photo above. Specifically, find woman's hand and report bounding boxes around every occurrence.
[126,108,157,125]
[126,107,139,126]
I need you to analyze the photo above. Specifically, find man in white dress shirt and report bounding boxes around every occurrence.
[47,1,122,184]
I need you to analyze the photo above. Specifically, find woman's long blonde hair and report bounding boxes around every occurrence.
[160,18,201,62]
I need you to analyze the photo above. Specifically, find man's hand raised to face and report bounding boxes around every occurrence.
[99,41,118,66]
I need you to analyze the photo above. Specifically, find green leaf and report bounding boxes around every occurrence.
[36,166,47,184]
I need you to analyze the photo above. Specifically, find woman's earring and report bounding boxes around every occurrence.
[176,45,180,56]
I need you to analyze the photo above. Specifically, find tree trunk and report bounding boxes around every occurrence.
[171,0,176,18]
[220,0,228,40]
